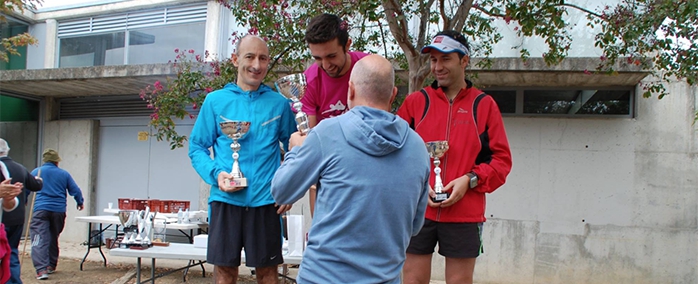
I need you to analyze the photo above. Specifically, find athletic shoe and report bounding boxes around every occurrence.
[36,270,49,280]
[47,266,56,274]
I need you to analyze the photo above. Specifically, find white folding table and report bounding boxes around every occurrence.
[110,243,302,283]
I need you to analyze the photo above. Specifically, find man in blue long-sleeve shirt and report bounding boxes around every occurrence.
[29,149,84,280]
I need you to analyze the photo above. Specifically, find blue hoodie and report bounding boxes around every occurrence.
[272,106,430,284]
[189,83,296,207]
[31,162,84,213]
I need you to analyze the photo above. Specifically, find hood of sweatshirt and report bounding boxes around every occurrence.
[340,106,410,157]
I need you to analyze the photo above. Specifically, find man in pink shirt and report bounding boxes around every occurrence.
[301,13,369,215]
[302,13,369,127]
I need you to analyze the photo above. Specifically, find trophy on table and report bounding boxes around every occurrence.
[425,141,450,203]
[219,117,251,187]
[141,207,156,245]
[275,73,310,135]
[117,210,137,247]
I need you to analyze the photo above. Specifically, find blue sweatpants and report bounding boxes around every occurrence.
[29,210,65,273]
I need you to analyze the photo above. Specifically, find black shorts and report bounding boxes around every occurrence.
[406,219,483,258]
[207,202,283,268]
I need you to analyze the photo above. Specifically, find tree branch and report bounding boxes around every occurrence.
[472,5,505,18]
[382,0,418,57]
[450,0,474,31]
[439,0,449,30]
[559,3,603,19]
[270,44,294,71]
[416,0,435,51]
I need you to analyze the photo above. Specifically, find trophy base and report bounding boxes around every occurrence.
[224,177,248,188]
[121,242,152,249]
[432,192,450,203]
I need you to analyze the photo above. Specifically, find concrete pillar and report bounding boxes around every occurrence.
[41,120,99,242]
[204,0,222,60]
[44,19,57,68]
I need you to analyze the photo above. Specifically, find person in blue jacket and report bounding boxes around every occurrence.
[188,35,296,284]
[271,54,431,284]
[29,148,84,280]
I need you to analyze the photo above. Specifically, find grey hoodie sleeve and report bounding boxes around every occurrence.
[271,130,324,204]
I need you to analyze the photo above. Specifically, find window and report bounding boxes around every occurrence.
[486,88,634,117]
[57,4,206,67]
[59,32,126,67]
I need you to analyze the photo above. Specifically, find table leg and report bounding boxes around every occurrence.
[79,223,92,271]
[151,258,156,283]
[137,257,141,284]
[97,223,107,266]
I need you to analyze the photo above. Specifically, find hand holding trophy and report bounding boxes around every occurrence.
[425,141,450,203]
[275,73,310,135]
[219,116,251,188]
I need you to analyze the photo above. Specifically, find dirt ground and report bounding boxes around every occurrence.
[18,257,288,284]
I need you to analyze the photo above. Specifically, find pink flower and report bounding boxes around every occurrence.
[583,69,592,75]
[174,48,179,53]
[147,104,154,109]
[150,113,159,120]
[192,103,198,109]
[205,87,213,93]
[188,49,195,54]
[154,81,163,90]
[189,114,195,119]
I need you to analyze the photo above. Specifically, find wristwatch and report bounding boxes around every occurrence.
[467,172,478,188]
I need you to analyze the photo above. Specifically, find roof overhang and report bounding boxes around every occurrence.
[0,58,650,98]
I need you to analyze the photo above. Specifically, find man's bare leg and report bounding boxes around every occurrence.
[215,265,239,284]
[255,266,279,284]
[402,253,432,284]
[445,257,476,284]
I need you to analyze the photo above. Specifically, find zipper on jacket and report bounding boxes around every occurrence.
[245,90,255,206]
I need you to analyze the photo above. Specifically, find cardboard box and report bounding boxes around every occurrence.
[193,234,208,248]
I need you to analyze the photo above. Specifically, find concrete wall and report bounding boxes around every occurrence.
[450,79,698,283]
[0,122,39,168]
[41,120,99,242]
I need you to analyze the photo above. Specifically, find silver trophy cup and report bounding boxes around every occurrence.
[117,210,137,247]
[425,141,450,202]
[219,117,251,187]
[275,73,310,135]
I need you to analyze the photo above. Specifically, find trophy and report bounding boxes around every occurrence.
[275,73,310,135]
[142,208,156,245]
[426,141,450,202]
[117,210,137,247]
[219,117,251,187]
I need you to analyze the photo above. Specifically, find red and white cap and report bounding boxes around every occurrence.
[421,35,469,56]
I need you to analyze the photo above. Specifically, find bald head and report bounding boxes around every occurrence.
[235,35,268,56]
[348,55,396,110]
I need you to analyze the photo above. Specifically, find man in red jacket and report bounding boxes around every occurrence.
[397,30,513,284]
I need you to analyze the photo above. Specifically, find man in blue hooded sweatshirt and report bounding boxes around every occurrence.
[271,54,431,284]
[189,35,296,284]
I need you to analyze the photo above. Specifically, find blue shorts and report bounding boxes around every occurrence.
[406,219,483,258]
